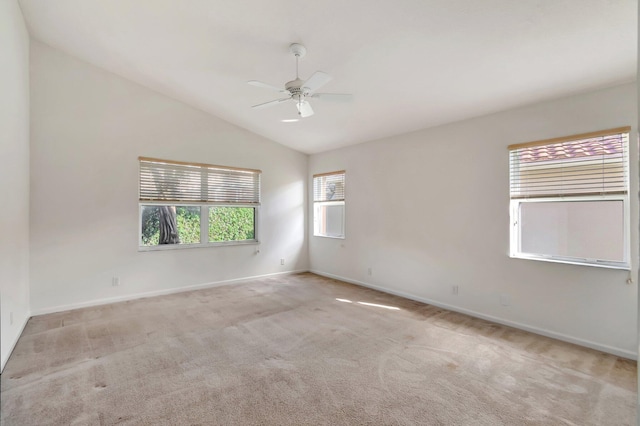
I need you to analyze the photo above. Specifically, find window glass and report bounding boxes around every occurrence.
[518,200,624,262]
[141,205,201,246]
[314,203,345,238]
[313,171,346,239]
[209,207,255,242]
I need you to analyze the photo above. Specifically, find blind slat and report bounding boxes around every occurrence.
[509,130,629,198]
[313,171,345,202]
[140,159,261,204]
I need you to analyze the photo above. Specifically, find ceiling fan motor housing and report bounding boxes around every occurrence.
[286,78,312,100]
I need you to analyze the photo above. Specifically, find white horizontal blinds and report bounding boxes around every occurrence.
[509,127,629,199]
[140,160,202,202]
[313,171,345,202]
[206,166,260,204]
[139,157,261,205]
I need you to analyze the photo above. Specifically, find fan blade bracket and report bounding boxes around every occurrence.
[252,98,291,109]
[310,93,353,102]
[248,80,288,93]
[302,71,332,93]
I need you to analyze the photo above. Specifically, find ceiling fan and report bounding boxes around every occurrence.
[248,43,352,118]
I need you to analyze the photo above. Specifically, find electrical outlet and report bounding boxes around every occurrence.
[499,293,510,306]
[280,259,285,265]
[452,285,459,295]
[367,267,372,276]
[9,312,13,326]
[112,276,120,287]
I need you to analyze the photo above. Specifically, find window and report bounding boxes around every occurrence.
[313,171,345,238]
[509,127,630,269]
[139,157,260,250]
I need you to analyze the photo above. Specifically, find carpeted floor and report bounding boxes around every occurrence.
[1,272,636,425]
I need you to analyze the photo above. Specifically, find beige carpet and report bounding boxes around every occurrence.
[1,273,636,425]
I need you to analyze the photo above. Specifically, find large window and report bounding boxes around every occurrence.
[313,171,345,238]
[509,127,630,269]
[139,157,260,250]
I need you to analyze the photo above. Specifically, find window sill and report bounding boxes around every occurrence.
[509,253,630,271]
[139,240,259,252]
[313,234,345,240]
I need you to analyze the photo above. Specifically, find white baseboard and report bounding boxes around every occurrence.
[310,270,637,360]
[27,268,638,360]
[1,313,30,373]
[31,270,308,317]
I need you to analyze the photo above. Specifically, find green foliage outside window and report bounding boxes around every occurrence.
[176,207,201,244]
[141,205,254,246]
[141,206,160,246]
[209,207,254,242]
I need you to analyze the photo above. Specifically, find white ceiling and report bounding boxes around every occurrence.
[19,0,637,154]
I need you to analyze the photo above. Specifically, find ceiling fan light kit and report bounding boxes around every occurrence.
[248,43,352,118]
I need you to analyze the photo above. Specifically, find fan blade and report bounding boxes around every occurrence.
[248,80,287,93]
[310,93,353,102]
[296,100,314,118]
[252,98,291,109]
[302,71,332,92]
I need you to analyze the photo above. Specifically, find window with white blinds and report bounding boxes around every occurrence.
[509,128,629,199]
[139,157,261,205]
[508,127,630,269]
[313,171,345,238]
[138,157,260,250]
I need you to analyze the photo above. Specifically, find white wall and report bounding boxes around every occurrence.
[30,42,308,314]
[309,83,638,358]
[0,0,30,371]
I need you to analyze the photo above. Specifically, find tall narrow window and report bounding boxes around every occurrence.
[509,127,630,269]
[139,157,260,250]
[313,171,345,238]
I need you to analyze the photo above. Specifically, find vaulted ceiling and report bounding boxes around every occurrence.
[18,0,637,154]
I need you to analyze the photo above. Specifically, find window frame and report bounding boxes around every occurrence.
[509,194,630,269]
[313,171,346,239]
[313,200,346,239]
[138,157,260,251]
[508,127,630,269]
[139,203,259,251]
